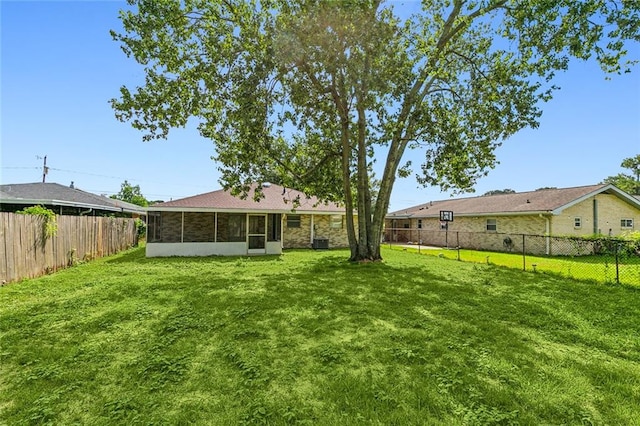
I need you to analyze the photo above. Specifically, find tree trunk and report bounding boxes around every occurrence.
[349,93,381,262]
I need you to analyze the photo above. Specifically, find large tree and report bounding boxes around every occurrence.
[603,154,640,195]
[111,0,639,261]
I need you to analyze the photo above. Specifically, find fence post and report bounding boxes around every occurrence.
[615,241,620,284]
[522,234,526,271]
[456,232,460,261]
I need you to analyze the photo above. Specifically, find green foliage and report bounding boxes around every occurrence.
[621,230,640,256]
[602,154,640,195]
[482,189,516,196]
[111,1,639,260]
[134,218,146,238]
[602,173,639,194]
[110,180,149,207]
[16,205,58,238]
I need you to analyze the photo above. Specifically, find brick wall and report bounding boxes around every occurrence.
[385,215,548,240]
[160,212,182,242]
[283,214,351,249]
[182,212,216,242]
[553,194,639,236]
[312,214,350,248]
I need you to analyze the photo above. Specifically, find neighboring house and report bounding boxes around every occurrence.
[0,182,146,217]
[146,183,349,257]
[386,184,640,246]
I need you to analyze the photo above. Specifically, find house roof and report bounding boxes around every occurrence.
[0,182,146,215]
[151,183,345,214]
[387,184,640,219]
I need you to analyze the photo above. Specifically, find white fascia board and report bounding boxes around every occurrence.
[148,207,345,215]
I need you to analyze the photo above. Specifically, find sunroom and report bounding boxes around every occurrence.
[145,183,348,257]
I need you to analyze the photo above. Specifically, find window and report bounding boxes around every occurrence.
[330,215,343,229]
[216,213,246,242]
[486,218,497,232]
[621,218,634,228]
[286,214,301,228]
[574,217,582,228]
[417,219,423,229]
[267,214,281,241]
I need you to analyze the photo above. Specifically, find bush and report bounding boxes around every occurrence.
[621,231,640,257]
[16,205,58,238]
[134,218,146,238]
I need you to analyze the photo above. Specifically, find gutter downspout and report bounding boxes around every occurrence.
[545,215,551,255]
[79,208,93,216]
[593,199,598,235]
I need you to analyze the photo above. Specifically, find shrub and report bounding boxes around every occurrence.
[16,205,58,238]
[134,218,146,238]
[621,231,640,256]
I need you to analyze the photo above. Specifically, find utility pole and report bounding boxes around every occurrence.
[39,155,48,183]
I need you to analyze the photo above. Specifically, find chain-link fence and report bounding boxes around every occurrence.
[383,228,640,286]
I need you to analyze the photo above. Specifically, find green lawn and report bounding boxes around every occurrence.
[2,247,640,425]
[391,245,640,286]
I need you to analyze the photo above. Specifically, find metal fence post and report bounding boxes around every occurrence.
[615,241,620,284]
[522,234,526,271]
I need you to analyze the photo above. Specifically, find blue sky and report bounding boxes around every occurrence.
[1,1,639,212]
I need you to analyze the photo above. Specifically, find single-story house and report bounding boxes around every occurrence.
[0,182,146,217]
[146,183,350,257]
[385,184,640,252]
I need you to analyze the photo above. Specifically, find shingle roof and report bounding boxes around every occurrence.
[388,184,639,218]
[0,182,146,214]
[152,183,344,213]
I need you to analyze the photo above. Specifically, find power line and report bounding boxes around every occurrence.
[1,167,41,170]
[3,161,215,200]
[47,167,213,190]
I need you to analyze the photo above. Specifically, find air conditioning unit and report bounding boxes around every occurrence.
[313,238,329,250]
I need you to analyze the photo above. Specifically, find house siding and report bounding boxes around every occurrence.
[553,194,639,236]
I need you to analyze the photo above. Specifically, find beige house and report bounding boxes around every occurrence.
[385,184,640,253]
[146,183,349,257]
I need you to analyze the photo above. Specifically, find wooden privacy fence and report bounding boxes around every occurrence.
[0,213,138,284]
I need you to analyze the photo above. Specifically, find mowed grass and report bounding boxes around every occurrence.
[1,247,640,425]
[392,245,640,286]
